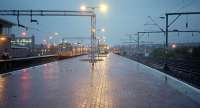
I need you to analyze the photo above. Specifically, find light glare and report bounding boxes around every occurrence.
[80,5,87,11]
[0,37,7,41]
[99,4,108,13]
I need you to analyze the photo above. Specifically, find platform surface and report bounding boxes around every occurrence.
[0,54,199,108]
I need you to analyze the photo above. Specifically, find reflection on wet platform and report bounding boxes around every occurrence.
[0,54,199,108]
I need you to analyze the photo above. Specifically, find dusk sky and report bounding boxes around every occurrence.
[0,0,200,45]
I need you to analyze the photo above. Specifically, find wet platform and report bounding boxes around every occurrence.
[0,54,199,108]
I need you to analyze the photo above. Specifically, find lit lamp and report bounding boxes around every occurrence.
[54,32,59,36]
[92,28,96,33]
[172,44,176,49]
[49,36,53,40]
[80,3,109,14]
[0,37,7,41]
[80,5,87,11]
[21,31,27,37]
[0,36,8,47]
[43,39,47,44]
[99,4,108,14]
[101,28,106,32]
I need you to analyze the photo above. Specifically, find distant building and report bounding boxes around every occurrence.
[0,18,15,59]
[11,36,35,49]
[98,44,109,54]
[0,18,14,36]
[169,43,200,48]
[34,44,58,56]
[0,18,38,58]
[10,35,35,58]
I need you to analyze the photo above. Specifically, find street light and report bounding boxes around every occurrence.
[80,3,108,64]
[96,28,107,58]
[46,32,60,45]
[99,3,108,14]
[101,28,106,32]
[80,5,87,11]
[80,3,109,14]
[96,28,107,42]
[43,39,47,44]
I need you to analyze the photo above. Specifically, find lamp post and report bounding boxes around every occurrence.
[80,3,108,65]
[96,28,106,58]
[48,32,60,45]
[96,36,103,58]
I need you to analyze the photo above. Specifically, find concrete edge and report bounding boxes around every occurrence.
[0,55,86,76]
[140,63,200,104]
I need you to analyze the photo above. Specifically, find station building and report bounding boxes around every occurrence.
[0,18,36,58]
[0,18,14,59]
[10,35,35,58]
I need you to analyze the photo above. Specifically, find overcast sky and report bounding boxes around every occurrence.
[1,0,200,45]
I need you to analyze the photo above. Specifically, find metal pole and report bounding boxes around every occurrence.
[91,14,96,66]
[137,32,140,61]
[128,35,131,56]
[137,32,140,49]
[94,15,96,61]
[164,14,169,70]
[90,16,93,63]
[98,39,100,58]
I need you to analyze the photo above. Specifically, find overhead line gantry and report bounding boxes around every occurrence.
[0,9,97,65]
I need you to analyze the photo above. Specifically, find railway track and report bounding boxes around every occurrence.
[123,55,200,88]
